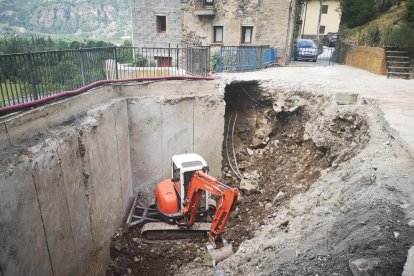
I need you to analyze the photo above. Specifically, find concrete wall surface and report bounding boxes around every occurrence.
[0,85,118,150]
[0,100,133,276]
[343,46,386,75]
[121,80,225,197]
[0,80,225,275]
[128,94,225,197]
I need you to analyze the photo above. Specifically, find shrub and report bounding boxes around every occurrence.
[385,23,414,53]
[407,0,414,22]
[340,0,377,28]
[367,26,381,45]
[133,55,148,67]
[358,26,381,46]
[211,51,220,72]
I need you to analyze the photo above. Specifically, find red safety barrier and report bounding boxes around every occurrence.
[0,74,214,115]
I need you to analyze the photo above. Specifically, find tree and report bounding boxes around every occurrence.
[69,40,81,49]
[56,40,68,50]
[376,0,398,12]
[340,0,377,28]
[47,36,54,49]
[122,39,132,47]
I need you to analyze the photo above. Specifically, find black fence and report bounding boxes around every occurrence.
[0,46,210,108]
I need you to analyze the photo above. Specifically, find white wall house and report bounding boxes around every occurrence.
[300,0,341,38]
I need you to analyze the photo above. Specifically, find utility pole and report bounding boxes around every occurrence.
[316,0,323,41]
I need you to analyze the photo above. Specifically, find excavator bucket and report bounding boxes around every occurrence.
[204,239,233,266]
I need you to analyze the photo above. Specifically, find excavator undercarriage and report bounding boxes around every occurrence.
[126,199,211,241]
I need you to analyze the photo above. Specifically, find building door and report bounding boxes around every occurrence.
[157,57,172,67]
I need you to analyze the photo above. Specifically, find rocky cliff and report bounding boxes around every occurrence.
[0,0,131,41]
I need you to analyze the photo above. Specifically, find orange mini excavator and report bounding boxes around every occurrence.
[127,153,239,252]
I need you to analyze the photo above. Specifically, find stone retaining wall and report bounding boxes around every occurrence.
[339,45,386,75]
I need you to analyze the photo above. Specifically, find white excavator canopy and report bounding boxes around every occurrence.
[171,153,208,173]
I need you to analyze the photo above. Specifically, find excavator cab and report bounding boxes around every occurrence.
[156,154,213,221]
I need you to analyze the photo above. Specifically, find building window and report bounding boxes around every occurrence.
[319,25,326,34]
[156,16,167,33]
[213,26,223,43]
[322,5,328,14]
[204,0,214,8]
[241,26,253,44]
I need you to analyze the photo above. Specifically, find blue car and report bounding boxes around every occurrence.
[292,39,319,62]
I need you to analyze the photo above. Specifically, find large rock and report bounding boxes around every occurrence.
[251,115,272,148]
[240,170,261,194]
[403,246,414,276]
[334,93,358,105]
[349,258,380,276]
[239,179,259,194]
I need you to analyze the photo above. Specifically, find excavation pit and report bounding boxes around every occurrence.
[107,81,372,275]
[1,80,414,276]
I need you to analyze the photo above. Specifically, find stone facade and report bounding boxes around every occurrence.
[131,0,296,62]
[181,0,293,55]
[131,0,181,48]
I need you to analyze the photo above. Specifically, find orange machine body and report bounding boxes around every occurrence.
[155,170,238,248]
[155,179,181,216]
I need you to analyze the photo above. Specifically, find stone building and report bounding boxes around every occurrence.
[131,0,182,48]
[131,0,298,62]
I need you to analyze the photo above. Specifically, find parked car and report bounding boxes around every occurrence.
[292,39,320,62]
[323,32,337,47]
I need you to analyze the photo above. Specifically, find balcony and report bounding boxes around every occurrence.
[195,0,216,17]
[203,0,214,8]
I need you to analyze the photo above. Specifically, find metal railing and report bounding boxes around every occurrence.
[291,46,335,65]
[214,46,278,72]
[0,46,210,108]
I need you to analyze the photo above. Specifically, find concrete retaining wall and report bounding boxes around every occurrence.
[0,100,132,275]
[0,80,225,275]
[342,46,386,75]
[128,95,225,197]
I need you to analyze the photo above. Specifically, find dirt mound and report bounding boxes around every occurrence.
[220,82,369,251]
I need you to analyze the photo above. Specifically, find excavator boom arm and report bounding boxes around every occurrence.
[183,171,238,247]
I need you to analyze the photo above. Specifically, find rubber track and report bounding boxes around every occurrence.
[141,222,211,242]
